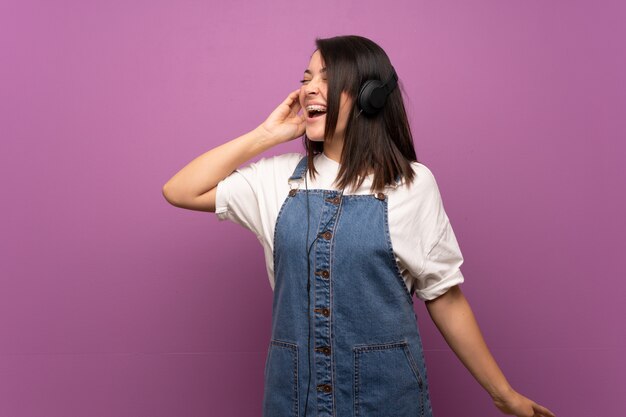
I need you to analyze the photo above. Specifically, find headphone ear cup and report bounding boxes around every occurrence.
[358,79,385,116]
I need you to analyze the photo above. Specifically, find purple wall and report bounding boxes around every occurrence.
[1,1,624,416]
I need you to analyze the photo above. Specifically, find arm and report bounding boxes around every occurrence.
[162,127,275,211]
[425,285,555,417]
[162,89,305,211]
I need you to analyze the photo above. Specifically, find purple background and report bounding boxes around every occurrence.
[1,1,624,416]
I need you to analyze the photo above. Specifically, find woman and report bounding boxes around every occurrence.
[163,35,555,417]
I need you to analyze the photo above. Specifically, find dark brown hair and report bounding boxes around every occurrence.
[302,35,419,193]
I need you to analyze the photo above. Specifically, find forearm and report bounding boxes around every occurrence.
[425,285,513,402]
[163,126,275,202]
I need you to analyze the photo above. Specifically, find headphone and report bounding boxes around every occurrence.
[357,65,399,116]
[301,66,398,417]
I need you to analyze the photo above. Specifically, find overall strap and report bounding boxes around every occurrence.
[287,154,403,191]
[287,155,309,190]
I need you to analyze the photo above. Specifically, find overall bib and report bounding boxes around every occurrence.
[263,156,434,417]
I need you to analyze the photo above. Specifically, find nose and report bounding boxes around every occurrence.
[305,77,322,95]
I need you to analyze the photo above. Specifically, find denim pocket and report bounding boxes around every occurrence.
[354,340,424,417]
[262,339,299,417]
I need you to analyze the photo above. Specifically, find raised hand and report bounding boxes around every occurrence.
[256,89,306,144]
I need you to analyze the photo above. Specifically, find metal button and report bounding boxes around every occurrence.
[322,231,332,240]
[315,270,330,279]
[317,384,332,393]
[315,346,330,355]
[375,192,386,200]
[288,189,297,197]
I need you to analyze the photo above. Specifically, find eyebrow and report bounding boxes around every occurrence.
[303,67,327,75]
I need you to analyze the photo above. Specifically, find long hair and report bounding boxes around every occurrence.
[302,35,419,193]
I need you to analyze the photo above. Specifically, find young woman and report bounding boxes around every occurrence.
[163,35,555,417]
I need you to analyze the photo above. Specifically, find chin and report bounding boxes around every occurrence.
[306,131,325,142]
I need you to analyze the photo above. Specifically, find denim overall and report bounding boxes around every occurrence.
[263,156,434,417]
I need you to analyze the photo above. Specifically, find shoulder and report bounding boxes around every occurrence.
[388,161,451,250]
[402,161,440,196]
[410,161,435,178]
[388,161,448,222]
[257,151,304,164]
[242,152,303,172]
[234,152,304,179]
[265,152,304,168]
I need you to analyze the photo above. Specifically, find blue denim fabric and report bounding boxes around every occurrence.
[263,156,434,417]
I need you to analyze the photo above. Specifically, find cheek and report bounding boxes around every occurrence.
[299,89,306,107]
[339,96,353,118]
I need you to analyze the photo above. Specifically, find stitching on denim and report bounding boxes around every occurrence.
[274,157,307,291]
[353,340,407,351]
[294,189,394,198]
[330,307,336,416]
[309,191,334,417]
[267,339,299,417]
[402,344,424,388]
[413,344,431,417]
[273,192,295,290]
[274,156,308,290]
[327,190,343,417]
[313,190,338,417]
[381,198,415,305]
[419,349,430,417]
[294,342,299,417]
[354,340,424,417]
[289,155,308,181]
[270,339,298,348]
[353,348,361,417]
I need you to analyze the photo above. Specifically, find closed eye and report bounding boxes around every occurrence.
[299,78,327,84]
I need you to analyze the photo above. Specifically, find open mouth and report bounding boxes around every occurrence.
[306,106,327,120]
[307,108,326,121]
[308,110,326,119]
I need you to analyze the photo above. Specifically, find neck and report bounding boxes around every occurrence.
[322,136,343,164]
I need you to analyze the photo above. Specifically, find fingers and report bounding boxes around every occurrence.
[270,89,301,120]
[533,403,555,417]
[282,88,300,105]
[288,88,302,115]
[278,89,300,110]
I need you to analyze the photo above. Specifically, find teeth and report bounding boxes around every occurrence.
[306,105,327,112]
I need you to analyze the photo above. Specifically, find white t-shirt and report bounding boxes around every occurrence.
[214,151,464,301]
